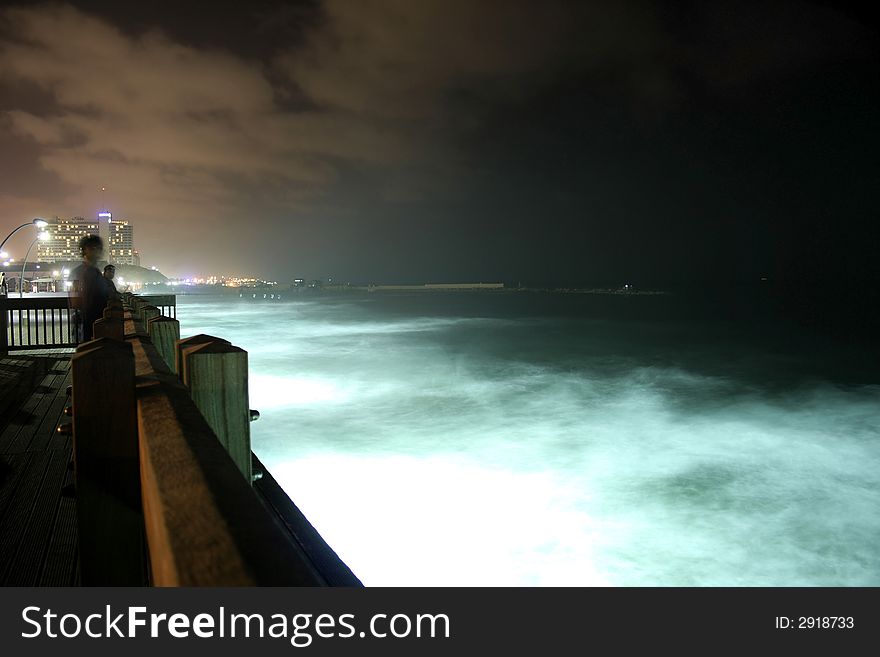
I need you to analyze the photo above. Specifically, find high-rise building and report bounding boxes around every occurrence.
[37,211,140,265]
[98,210,112,251]
[37,216,100,262]
[109,219,138,265]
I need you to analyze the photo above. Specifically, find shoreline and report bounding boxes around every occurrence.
[157,284,669,296]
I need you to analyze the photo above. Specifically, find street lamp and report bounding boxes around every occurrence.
[19,231,49,297]
[0,218,49,256]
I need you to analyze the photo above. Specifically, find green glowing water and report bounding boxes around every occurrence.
[177,292,880,586]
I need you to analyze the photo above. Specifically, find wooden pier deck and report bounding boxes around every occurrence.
[0,349,78,586]
[0,293,360,587]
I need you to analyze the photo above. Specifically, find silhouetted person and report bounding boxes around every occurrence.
[70,235,108,342]
[103,264,121,301]
[0,271,6,297]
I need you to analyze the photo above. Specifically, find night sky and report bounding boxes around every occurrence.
[0,1,877,294]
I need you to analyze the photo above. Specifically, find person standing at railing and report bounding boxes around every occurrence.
[102,264,121,301]
[70,235,108,342]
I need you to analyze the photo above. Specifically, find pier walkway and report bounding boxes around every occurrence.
[0,349,77,585]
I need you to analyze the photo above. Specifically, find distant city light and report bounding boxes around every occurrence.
[0,251,7,259]
[52,271,59,277]
[33,219,48,228]
[98,212,112,218]
[2,261,8,267]
[62,269,70,277]
[38,231,49,241]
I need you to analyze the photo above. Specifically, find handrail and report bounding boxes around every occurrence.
[129,333,326,585]
[135,294,176,318]
[69,292,359,585]
[0,294,177,353]
[0,296,70,309]
[0,295,77,353]
[91,292,357,585]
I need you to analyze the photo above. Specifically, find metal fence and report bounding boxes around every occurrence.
[0,296,77,352]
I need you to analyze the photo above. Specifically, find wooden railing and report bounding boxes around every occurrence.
[0,293,176,354]
[70,293,359,586]
[137,294,176,319]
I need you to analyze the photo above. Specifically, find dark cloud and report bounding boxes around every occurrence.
[0,1,874,281]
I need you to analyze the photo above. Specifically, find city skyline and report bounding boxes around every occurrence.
[34,211,140,267]
[0,1,877,296]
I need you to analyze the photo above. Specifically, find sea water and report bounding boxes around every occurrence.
[176,291,880,586]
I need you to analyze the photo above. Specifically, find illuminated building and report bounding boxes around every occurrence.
[36,211,141,266]
[37,216,100,262]
[109,219,139,265]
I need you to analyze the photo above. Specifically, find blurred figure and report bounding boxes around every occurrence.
[0,271,6,297]
[102,264,121,301]
[70,235,108,342]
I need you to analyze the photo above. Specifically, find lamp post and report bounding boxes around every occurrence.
[19,231,49,297]
[0,218,49,255]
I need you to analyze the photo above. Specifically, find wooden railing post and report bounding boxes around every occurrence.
[130,298,145,322]
[182,340,252,484]
[142,305,160,324]
[71,338,144,584]
[103,307,125,320]
[175,334,230,383]
[148,316,180,372]
[92,316,125,341]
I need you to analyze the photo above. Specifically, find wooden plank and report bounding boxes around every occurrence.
[0,356,43,430]
[28,366,74,452]
[3,370,64,454]
[0,452,29,526]
[0,362,51,455]
[0,393,42,455]
[0,450,51,584]
[39,490,78,586]
[3,447,70,585]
